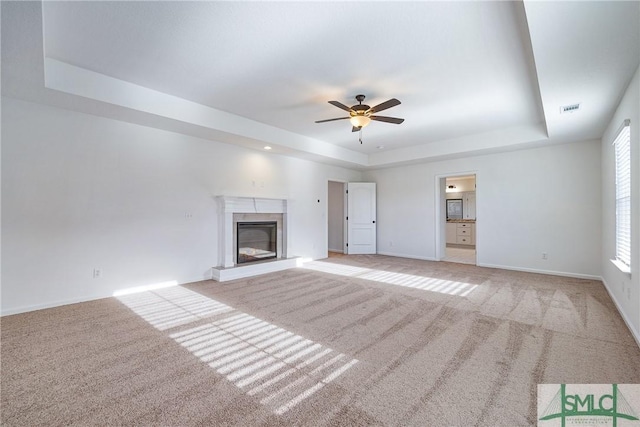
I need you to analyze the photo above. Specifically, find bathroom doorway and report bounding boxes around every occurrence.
[439,174,477,265]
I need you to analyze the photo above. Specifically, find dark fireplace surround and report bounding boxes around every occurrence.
[236,221,277,264]
[231,211,284,267]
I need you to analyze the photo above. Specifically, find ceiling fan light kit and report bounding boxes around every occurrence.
[350,115,371,128]
[315,94,404,143]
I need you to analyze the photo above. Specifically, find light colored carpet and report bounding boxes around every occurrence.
[2,254,639,426]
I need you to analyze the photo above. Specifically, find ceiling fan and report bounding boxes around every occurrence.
[315,94,404,133]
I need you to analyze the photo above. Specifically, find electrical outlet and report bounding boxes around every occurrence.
[542,252,548,260]
[93,268,102,279]
[185,212,193,219]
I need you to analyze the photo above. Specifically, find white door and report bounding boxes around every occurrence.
[346,182,376,254]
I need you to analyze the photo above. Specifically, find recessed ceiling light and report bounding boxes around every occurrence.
[264,146,272,150]
[377,145,385,149]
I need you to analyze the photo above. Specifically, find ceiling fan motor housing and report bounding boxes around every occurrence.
[351,104,370,116]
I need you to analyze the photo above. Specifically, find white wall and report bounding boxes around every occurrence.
[327,181,344,252]
[1,97,362,315]
[1,93,620,318]
[364,141,602,278]
[601,65,640,342]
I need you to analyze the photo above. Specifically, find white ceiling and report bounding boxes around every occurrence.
[2,1,639,169]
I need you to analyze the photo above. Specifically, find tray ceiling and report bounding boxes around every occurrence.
[2,1,638,168]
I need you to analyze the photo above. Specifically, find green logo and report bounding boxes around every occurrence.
[539,384,639,427]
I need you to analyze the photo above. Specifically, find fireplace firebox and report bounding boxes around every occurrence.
[236,222,277,264]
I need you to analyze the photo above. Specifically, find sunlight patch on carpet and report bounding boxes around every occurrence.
[118,286,358,415]
[116,286,233,330]
[302,261,478,296]
[170,312,359,414]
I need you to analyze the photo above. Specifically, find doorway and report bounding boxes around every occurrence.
[327,181,345,254]
[437,174,477,265]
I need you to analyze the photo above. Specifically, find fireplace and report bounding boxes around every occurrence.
[214,196,294,281]
[236,222,277,264]
[214,196,288,273]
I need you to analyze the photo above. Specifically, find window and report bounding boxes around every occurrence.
[613,119,631,270]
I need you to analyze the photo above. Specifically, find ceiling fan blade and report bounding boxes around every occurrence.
[315,117,350,123]
[328,100,354,113]
[371,115,404,124]
[352,126,362,132]
[367,98,401,114]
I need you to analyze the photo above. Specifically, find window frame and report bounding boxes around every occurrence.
[611,119,631,274]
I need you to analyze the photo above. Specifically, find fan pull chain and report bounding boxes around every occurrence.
[359,129,363,144]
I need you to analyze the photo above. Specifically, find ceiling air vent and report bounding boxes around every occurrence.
[560,103,581,114]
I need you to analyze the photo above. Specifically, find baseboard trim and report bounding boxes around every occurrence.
[1,294,109,317]
[600,276,640,349]
[1,276,208,317]
[476,263,601,281]
[328,248,344,254]
[376,251,437,262]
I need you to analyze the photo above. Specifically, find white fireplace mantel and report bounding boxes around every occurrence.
[215,196,289,270]
[217,196,288,216]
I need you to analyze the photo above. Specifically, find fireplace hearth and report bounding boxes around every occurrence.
[237,222,277,264]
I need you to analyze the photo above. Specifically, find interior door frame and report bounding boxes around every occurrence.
[326,179,348,258]
[435,171,479,261]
